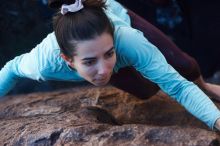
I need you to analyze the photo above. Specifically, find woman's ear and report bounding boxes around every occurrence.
[60,53,74,66]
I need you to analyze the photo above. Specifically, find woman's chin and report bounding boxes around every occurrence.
[92,80,109,86]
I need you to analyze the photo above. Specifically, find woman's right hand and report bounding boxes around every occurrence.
[214,118,220,131]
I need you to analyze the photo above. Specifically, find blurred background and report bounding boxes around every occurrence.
[1,0,220,95]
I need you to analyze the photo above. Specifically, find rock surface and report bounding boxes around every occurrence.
[0,86,220,146]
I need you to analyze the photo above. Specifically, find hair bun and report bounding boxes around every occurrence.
[48,0,75,9]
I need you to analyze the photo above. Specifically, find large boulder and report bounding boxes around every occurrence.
[0,86,219,145]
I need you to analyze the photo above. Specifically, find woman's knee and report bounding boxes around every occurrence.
[172,53,201,81]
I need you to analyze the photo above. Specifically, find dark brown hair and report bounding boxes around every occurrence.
[49,0,114,58]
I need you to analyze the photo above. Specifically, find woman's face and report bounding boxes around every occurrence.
[70,32,116,86]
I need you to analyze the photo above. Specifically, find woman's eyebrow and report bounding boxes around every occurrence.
[82,46,114,61]
[105,46,114,54]
[82,57,96,61]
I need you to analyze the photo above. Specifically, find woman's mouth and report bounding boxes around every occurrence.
[96,78,106,82]
[94,77,109,85]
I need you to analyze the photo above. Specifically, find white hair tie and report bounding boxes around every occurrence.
[61,0,84,15]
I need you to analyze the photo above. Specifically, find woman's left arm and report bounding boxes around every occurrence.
[116,26,220,130]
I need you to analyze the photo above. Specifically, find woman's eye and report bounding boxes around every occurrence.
[83,60,95,66]
[106,51,115,58]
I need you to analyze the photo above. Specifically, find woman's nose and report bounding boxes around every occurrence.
[97,61,109,76]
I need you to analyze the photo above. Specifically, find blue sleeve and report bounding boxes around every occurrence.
[0,54,43,97]
[0,33,58,97]
[105,0,131,25]
[0,59,20,97]
[115,27,220,129]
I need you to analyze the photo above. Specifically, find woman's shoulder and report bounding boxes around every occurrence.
[114,26,146,52]
[42,32,60,52]
[113,26,151,69]
[105,0,131,25]
[113,26,158,66]
[43,32,62,60]
[30,32,65,73]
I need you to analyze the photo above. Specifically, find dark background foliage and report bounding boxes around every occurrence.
[0,0,53,67]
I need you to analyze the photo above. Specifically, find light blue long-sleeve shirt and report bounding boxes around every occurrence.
[0,0,220,129]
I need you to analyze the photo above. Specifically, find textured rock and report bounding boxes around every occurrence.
[0,86,220,146]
